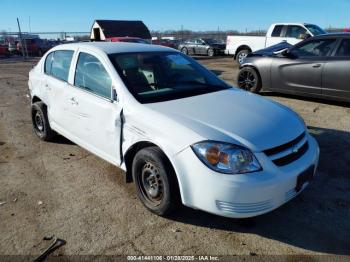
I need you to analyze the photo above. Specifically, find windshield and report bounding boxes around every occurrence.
[305,24,326,36]
[109,52,230,103]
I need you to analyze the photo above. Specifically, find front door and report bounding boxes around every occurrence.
[271,38,337,94]
[67,51,122,165]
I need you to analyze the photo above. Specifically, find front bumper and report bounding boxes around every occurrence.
[173,134,320,218]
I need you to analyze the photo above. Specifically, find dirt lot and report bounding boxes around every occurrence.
[0,56,349,257]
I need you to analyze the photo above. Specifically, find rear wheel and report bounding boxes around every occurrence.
[237,67,262,93]
[132,147,180,216]
[181,47,188,55]
[207,48,215,57]
[31,102,56,141]
[236,49,250,65]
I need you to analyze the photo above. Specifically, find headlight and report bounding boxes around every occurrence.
[191,141,262,174]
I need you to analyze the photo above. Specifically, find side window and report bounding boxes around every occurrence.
[44,52,54,75]
[51,50,74,82]
[285,26,307,38]
[74,52,112,99]
[335,39,350,57]
[292,39,336,57]
[271,25,283,37]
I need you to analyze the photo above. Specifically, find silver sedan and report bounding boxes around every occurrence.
[238,34,350,103]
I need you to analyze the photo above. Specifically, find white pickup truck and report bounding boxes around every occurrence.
[225,23,326,64]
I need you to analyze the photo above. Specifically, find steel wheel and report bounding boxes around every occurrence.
[132,146,181,216]
[34,111,44,133]
[139,162,164,205]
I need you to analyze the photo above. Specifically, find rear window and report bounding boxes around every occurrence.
[44,52,54,74]
[271,25,283,37]
[335,39,350,57]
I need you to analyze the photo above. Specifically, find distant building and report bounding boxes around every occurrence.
[90,20,151,42]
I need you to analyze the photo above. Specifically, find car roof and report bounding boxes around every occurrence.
[311,32,350,39]
[52,41,176,54]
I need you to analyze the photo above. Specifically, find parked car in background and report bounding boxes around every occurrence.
[152,39,178,49]
[107,36,150,44]
[238,33,350,102]
[17,38,54,56]
[8,42,18,54]
[226,23,326,65]
[28,42,319,218]
[178,38,226,57]
[0,44,10,57]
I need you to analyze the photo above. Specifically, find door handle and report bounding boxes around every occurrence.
[313,64,322,68]
[70,97,78,105]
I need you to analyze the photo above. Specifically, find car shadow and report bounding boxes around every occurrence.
[261,91,350,108]
[166,126,350,255]
[53,135,75,145]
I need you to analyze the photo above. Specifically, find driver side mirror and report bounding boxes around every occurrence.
[281,48,297,58]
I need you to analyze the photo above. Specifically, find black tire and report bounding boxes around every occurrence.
[236,49,250,65]
[207,48,215,57]
[237,67,262,93]
[31,102,56,141]
[181,47,188,55]
[132,146,181,216]
[38,49,43,57]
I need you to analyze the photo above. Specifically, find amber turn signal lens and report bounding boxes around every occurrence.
[205,146,220,165]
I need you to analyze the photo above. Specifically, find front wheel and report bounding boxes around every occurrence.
[237,67,262,93]
[181,47,188,55]
[132,147,181,216]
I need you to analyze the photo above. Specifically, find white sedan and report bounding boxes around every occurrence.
[28,42,319,218]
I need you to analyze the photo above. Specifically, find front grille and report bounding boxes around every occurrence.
[263,132,309,166]
[264,132,305,156]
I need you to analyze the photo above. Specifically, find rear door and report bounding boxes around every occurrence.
[64,51,122,165]
[44,50,75,129]
[322,38,350,99]
[271,38,337,94]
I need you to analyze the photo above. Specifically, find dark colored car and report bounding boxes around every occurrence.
[237,33,350,102]
[17,38,54,56]
[178,38,225,57]
[247,41,293,57]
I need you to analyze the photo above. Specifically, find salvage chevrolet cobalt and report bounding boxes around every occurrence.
[28,42,319,218]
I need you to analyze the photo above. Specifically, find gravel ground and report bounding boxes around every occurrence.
[0,56,349,258]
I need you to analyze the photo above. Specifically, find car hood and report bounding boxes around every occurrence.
[248,42,293,57]
[146,89,305,152]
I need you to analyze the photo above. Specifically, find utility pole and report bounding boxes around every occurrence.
[17,18,28,59]
[29,16,31,33]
